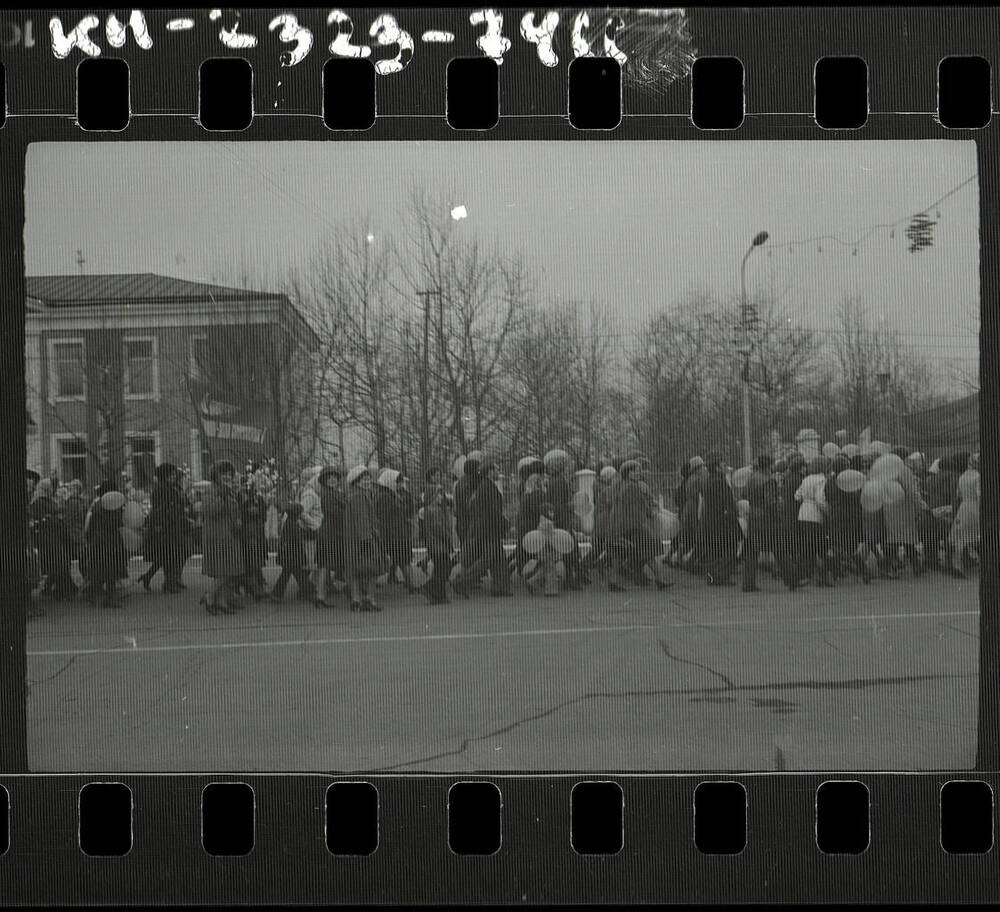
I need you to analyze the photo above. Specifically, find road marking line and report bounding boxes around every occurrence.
[26,609,980,658]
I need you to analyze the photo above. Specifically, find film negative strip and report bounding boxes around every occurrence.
[0,5,997,905]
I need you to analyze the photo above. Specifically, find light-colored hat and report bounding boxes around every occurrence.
[346,465,369,486]
[544,448,568,469]
[377,468,399,490]
[688,455,705,471]
[599,465,617,481]
[300,465,323,486]
[467,449,484,465]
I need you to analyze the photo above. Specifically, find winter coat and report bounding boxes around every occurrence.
[924,469,958,510]
[698,472,742,560]
[795,474,829,525]
[592,478,615,541]
[200,483,245,578]
[680,467,708,537]
[453,475,474,542]
[29,495,73,577]
[882,466,927,545]
[298,484,323,539]
[782,469,806,526]
[277,505,306,571]
[545,472,573,530]
[62,494,88,555]
[949,469,980,549]
[745,468,782,548]
[83,504,129,582]
[515,488,547,569]
[344,487,385,578]
[317,486,346,571]
[824,477,864,551]
[423,500,454,554]
[373,485,412,566]
[145,481,190,564]
[239,488,269,570]
[462,477,507,566]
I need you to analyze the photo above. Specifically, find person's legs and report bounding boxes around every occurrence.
[271,566,292,599]
[292,568,311,598]
[742,533,759,591]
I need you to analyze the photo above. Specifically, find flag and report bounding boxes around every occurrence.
[186,377,268,446]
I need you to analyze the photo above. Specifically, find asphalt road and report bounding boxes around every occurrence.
[25,561,980,773]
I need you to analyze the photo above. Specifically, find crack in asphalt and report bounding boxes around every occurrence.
[26,655,78,687]
[939,622,979,641]
[657,638,736,690]
[368,670,976,772]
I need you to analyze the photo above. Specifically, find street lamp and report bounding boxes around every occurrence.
[739,230,769,465]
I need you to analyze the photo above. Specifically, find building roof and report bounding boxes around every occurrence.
[26,273,284,307]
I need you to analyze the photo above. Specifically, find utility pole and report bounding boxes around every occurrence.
[739,230,769,465]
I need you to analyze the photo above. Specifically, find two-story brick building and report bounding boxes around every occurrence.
[25,273,327,489]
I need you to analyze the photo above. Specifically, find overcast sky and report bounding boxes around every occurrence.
[25,140,979,371]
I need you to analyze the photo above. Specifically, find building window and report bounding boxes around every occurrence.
[55,436,88,486]
[126,433,160,490]
[124,337,158,399]
[49,339,85,400]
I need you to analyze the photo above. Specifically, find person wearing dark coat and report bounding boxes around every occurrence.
[922,456,958,572]
[61,479,88,561]
[29,477,77,600]
[607,460,670,589]
[270,501,310,601]
[452,451,482,547]
[314,465,346,607]
[700,454,742,586]
[238,478,269,599]
[666,461,691,566]
[139,463,190,594]
[824,455,871,584]
[374,469,418,593]
[420,484,454,604]
[543,449,587,589]
[343,465,382,612]
[453,460,513,597]
[779,453,808,582]
[680,456,709,571]
[515,459,547,573]
[743,455,798,592]
[83,482,129,608]
[200,461,246,615]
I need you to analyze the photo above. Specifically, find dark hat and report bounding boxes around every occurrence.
[464,458,481,478]
[210,460,236,482]
[318,465,342,485]
[518,458,545,482]
[755,454,773,471]
[284,501,304,517]
[832,454,850,473]
[155,462,178,482]
[26,469,41,484]
[892,446,910,459]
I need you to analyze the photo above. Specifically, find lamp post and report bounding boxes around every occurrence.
[739,230,769,465]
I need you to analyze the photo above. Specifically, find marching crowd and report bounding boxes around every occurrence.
[24,440,981,616]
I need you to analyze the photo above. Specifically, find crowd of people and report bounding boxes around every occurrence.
[24,439,981,617]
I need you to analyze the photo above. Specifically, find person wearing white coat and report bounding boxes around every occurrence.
[795,457,833,587]
[297,466,324,600]
[949,452,980,578]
